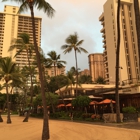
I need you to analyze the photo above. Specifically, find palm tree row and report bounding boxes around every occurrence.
[0,57,24,123]
[2,1,88,140]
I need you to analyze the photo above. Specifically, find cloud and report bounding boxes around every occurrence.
[0,0,106,71]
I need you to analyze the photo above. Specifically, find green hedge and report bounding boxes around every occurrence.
[122,106,136,113]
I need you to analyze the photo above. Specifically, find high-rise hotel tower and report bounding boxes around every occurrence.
[99,0,140,85]
[0,5,42,68]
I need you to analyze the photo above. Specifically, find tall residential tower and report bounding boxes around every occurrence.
[88,53,105,82]
[0,5,42,68]
[99,0,140,85]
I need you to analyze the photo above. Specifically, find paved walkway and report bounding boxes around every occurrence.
[0,115,140,140]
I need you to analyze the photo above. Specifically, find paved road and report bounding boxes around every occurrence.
[0,116,140,140]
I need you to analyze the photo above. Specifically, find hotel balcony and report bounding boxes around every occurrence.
[103,44,106,48]
[99,13,104,21]
[100,27,105,33]
[104,58,108,64]
[102,38,106,43]
[102,34,105,38]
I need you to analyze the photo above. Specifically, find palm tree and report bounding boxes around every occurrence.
[79,75,92,84]
[70,66,80,76]
[0,57,21,123]
[61,32,88,96]
[9,33,35,122]
[45,51,67,111]
[0,84,4,122]
[95,76,105,84]
[66,71,75,95]
[21,65,37,121]
[2,1,55,139]
[115,0,121,123]
[46,51,66,76]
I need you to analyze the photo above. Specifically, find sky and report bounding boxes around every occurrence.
[0,0,107,72]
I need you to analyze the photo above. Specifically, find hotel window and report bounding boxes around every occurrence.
[127,62,130,66]
[123,25,126,29]
[129,75,132,80]
[128,6,131,11]
[135,56,137,61]
[121,5,124,10]
[127,55,129,61]
[136,62,138,67]
[112,12,113,16]
[125,36,127,41]
[130,20,132,25]
[124,30,126,36]
[111,4,113,9]
[132,37,134,42]
[122,11,124,16]
[137,69,139,74]
[133,44,135,49]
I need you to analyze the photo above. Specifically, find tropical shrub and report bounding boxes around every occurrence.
[122,106,136,113]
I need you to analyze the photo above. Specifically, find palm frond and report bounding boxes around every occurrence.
[79,47,88,53]
[34,0,55,18]
[75,48,81,53]
[61,45,69,50]
[63,46,73,54]
[18,33,30,44]
[18,2,29,14]
[76,40,84,46]
[58,60,67,64]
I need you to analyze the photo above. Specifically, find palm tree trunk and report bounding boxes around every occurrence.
[6,83,11,124]
[29,4,49,140]
[58,88,68,112]
[115,0,121,123]
[0,112,3,122]
[74,50,78,96]
[54,63,56,76]
[134,0,140,75]
[23,50,34,122]
[43,66,55,113]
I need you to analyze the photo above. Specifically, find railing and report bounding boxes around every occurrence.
[121,78,140,86]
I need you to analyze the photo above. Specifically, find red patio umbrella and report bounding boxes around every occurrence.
[89,101,99,105]
[99,99,115,104]
[57,104,65,108]
[66,103,72,107]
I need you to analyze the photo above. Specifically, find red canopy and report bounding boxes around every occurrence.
[90,101,99,105]
[57,104,65,108]
[99,99,116,104]
[66,103,72,107]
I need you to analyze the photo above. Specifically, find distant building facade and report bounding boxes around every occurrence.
[79,69,90,76]
[45,66,66,77]
[88,53,105,82]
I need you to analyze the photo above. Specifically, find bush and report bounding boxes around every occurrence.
[122,106,136,113]
[91,114,101,120]
[73,111,83,118]
[82,113,92,119]
[50,111,69,119]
